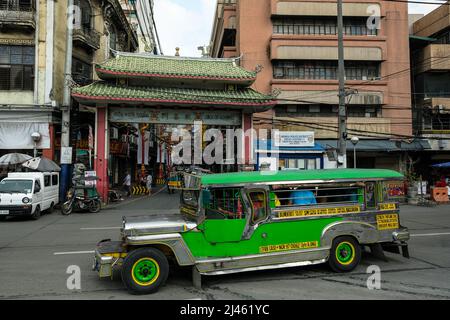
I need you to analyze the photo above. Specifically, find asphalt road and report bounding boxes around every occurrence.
[0,189,450,300]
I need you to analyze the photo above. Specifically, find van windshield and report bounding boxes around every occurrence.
[0,180,33,194]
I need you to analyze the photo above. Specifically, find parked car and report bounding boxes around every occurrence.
[0,172,59,220]
[92,169,410,295]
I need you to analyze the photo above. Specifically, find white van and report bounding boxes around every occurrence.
[0,172,59,220]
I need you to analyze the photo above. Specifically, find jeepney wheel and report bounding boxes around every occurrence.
[121,247,169,295]
[328,236,361,272]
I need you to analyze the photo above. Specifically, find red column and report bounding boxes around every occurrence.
[243,113,253,165]
[42,124,54,160]
[95,106,109,202]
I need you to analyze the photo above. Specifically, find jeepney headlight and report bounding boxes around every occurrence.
[22,197,30,204]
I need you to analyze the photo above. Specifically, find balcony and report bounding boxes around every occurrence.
[73,27,101,51]
[416,44,450,73]
[0,1,35,29]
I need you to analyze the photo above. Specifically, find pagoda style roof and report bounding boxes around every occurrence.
[72,81,275,110]
[95,53,257,85]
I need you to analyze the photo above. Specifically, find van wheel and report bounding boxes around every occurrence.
[31,206,41,220]
[47,202,55,214]
[121,247,169,295]
[328,236,361,272]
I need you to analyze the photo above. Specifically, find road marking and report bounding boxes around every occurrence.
[411,232,450,237]
[80,227,121,230]
[54,250,95,255]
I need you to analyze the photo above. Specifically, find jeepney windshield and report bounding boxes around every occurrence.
[0,179,33,194]
[180,189,200,219]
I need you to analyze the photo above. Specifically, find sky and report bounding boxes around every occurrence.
[153,0,444,58]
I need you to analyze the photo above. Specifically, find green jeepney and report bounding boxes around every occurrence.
[93,169,410,294]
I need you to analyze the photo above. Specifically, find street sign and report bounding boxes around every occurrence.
[60,147,73,164]
[273,131,315,147]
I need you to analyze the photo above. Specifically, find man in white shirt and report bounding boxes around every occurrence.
[123,172,131,197]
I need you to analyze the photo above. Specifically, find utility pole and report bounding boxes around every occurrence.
[337,0,347,168]
[60,0,74,201]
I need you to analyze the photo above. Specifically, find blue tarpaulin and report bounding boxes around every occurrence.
[431,162,450,168]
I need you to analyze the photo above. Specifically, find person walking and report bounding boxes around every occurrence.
[146,171,153,196]
[123,172,132,197]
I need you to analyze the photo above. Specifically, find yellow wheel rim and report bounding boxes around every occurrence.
[335,241,356,266]
[131,257,160,286]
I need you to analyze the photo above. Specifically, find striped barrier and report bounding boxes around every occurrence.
[156,178,166,185]
[132,185,150,195]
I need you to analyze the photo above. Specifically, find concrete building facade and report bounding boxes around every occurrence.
[210,0,418,171]
[0,0,137,164]
[119,0,158,53]
[411,3,450,168]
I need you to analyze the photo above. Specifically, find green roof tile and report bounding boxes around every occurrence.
[72,82,275,106]
[96,54,257,82]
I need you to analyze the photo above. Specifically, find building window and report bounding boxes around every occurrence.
[273,17,377,36]
[0,0,34,11]
[0,45,34,91]
[434,29,450,44]
[74,0,92,30]
[72,57,92,85]
[108,24,118,53]
[275,105,381,118]
[273,60,380,81]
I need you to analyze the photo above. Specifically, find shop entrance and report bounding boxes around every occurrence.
[107,106,244,194]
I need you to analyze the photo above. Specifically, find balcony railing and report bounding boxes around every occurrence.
[73,27,101,51]
[0,1,35,28]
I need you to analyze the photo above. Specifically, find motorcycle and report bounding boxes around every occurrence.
[61,186,101,215]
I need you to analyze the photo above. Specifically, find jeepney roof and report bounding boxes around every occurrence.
[201,169,404,186]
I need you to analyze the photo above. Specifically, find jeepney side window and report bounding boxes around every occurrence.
[248,191,268,224]
[365,182,377,209]
[204,188,245,220]
[271,184,364,207]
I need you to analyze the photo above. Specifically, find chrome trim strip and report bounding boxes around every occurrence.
[200,258,327,276]
[195,246,329,264]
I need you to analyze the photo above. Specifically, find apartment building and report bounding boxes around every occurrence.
[119,0,158,53]
[210,0,422,171]
[411,3,450,169]
[0,0,137,162]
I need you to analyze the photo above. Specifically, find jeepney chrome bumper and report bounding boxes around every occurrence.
[393,227,410,242]
[92,249,114,278]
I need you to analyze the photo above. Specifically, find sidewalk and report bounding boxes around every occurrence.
[104,184,168,210]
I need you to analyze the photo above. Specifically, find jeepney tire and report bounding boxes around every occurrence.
[328,236,361,273]
[31,206,41,220]
[121,247,169,295]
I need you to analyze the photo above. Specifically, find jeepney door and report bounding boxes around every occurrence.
[198,187,248,243]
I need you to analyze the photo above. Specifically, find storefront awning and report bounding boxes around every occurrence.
[318,139,431,152]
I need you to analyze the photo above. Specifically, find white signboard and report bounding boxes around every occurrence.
[274,131,315,147]
[85,171,97,187]
[60,147,73,164]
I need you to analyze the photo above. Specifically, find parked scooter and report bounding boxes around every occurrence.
[61,186,101,215]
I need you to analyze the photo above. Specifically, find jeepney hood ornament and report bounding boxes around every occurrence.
[122,214,197,237]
